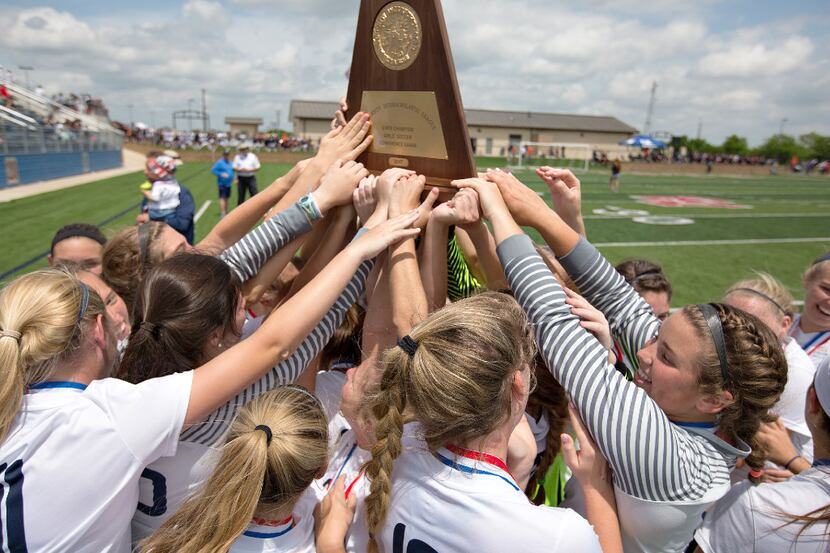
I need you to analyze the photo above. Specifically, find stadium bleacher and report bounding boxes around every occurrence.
[0,79,123,188]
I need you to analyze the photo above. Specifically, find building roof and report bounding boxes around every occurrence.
[289,100,637,134]
[225,117,264,124]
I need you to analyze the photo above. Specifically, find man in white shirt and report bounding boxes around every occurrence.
[232,143,261,206]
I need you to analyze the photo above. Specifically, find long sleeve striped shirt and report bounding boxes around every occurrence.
[498,235,749,504]
[219,204,311,284]
[180,259,372,446]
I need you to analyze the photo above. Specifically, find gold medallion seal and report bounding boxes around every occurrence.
[372,1,422,71]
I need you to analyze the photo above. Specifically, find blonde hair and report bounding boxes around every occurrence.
[138,386,329,553]
[804,258,830,286]
[363,292,535,553]
[0,269,104,444]
[725,271,795,322]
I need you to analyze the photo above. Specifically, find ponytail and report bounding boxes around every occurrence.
[363,292,535,551]
[0,269,105,444]
[138,429,270,553]
[364,348,409,553]
[140,387,328,553]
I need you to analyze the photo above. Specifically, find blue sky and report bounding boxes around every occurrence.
[1,0,827,145]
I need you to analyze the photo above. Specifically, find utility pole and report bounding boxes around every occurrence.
[779,118,788,136]
[128,103,134,126]
[150,110,156,128]
[275,109,282,132]
[201,88,208,131]
[643,81,657,136]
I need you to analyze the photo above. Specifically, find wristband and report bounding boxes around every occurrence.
[297,193,323,223]
[783,455,803,471]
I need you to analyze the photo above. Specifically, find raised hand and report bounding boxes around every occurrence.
[451,177,510,221]
[314,474,357,553]
[431,189,481,229]
[561,404,614,496]
[564,287,613,353]
[389,173,427,217]
[318,112,373,165]
[313,160,369,214]
[377,167,414,208]
[347,210,421,261]
[330,97,349,130]
[536,167,584,233]
[353,175,379,224]
[484,168,549,227]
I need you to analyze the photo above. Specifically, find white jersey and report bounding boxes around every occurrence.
[313,371,371,553]
[790,314,830,368]
[372,423,601,553]
[230,489,318,553]
[696,466,830,552]
[776,339,816,460]
[0,373,192,553]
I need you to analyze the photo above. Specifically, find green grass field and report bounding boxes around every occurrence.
[1,159,829,306]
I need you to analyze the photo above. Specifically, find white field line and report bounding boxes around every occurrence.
[584,212,828,220]
[594,237,830,248]
[194,200,212,222]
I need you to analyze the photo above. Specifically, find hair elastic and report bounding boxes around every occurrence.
[77,283,90,323]
[628,268,662,285]
[137,223,152,268]
[730,287,788,316]
[697,304,730,387]
[397,335,419,358]
[255,424,273,446]
[139,321,162,339]
[0,330,22,344]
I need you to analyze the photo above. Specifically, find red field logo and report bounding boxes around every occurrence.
[633,196,750,209]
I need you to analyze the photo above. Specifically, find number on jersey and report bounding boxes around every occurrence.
[0,459,28,552]
[393,523,438,553]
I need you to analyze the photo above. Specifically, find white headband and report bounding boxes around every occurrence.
[816,358,830,417]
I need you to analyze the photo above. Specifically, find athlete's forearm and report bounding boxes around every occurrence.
[199,173,295,253]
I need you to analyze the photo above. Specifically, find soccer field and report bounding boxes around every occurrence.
[1,160,828,306]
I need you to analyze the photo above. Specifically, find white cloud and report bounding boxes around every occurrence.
[698,36,814,77]
[0,1,826,145]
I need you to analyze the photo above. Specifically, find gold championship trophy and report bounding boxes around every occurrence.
[346,0,476,190]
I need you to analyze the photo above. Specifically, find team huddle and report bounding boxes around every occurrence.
[1,111,829,553]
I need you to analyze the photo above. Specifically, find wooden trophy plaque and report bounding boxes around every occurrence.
[345,0,476,190]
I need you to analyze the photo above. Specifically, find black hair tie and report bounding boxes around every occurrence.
[255,424,273,445]
[397,335,419,358]
[139,321,162,339]
[698,304,730,387]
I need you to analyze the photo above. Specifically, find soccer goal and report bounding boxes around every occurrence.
[508,142,594,172]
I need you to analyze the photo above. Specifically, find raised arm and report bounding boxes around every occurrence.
[485,169,659,356]
[198,161,303,254]
[219,160,368,284]
[184,211,421,427]
[455,177,711,504]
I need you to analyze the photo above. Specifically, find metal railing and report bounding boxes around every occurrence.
[0,124,123,155]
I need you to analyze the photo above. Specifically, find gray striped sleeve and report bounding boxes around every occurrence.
[498,234,726,502]
[219,204,312,284]
[558,236,660,367]
[181,260,373,446]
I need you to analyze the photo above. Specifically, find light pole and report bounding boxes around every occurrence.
[150,110,156,129]
[128,104,134,126]
[187,98,195,131]
[779,118,788,136]
[18,65,34,89]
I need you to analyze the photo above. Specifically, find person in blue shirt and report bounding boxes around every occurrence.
[211,149,235,217]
